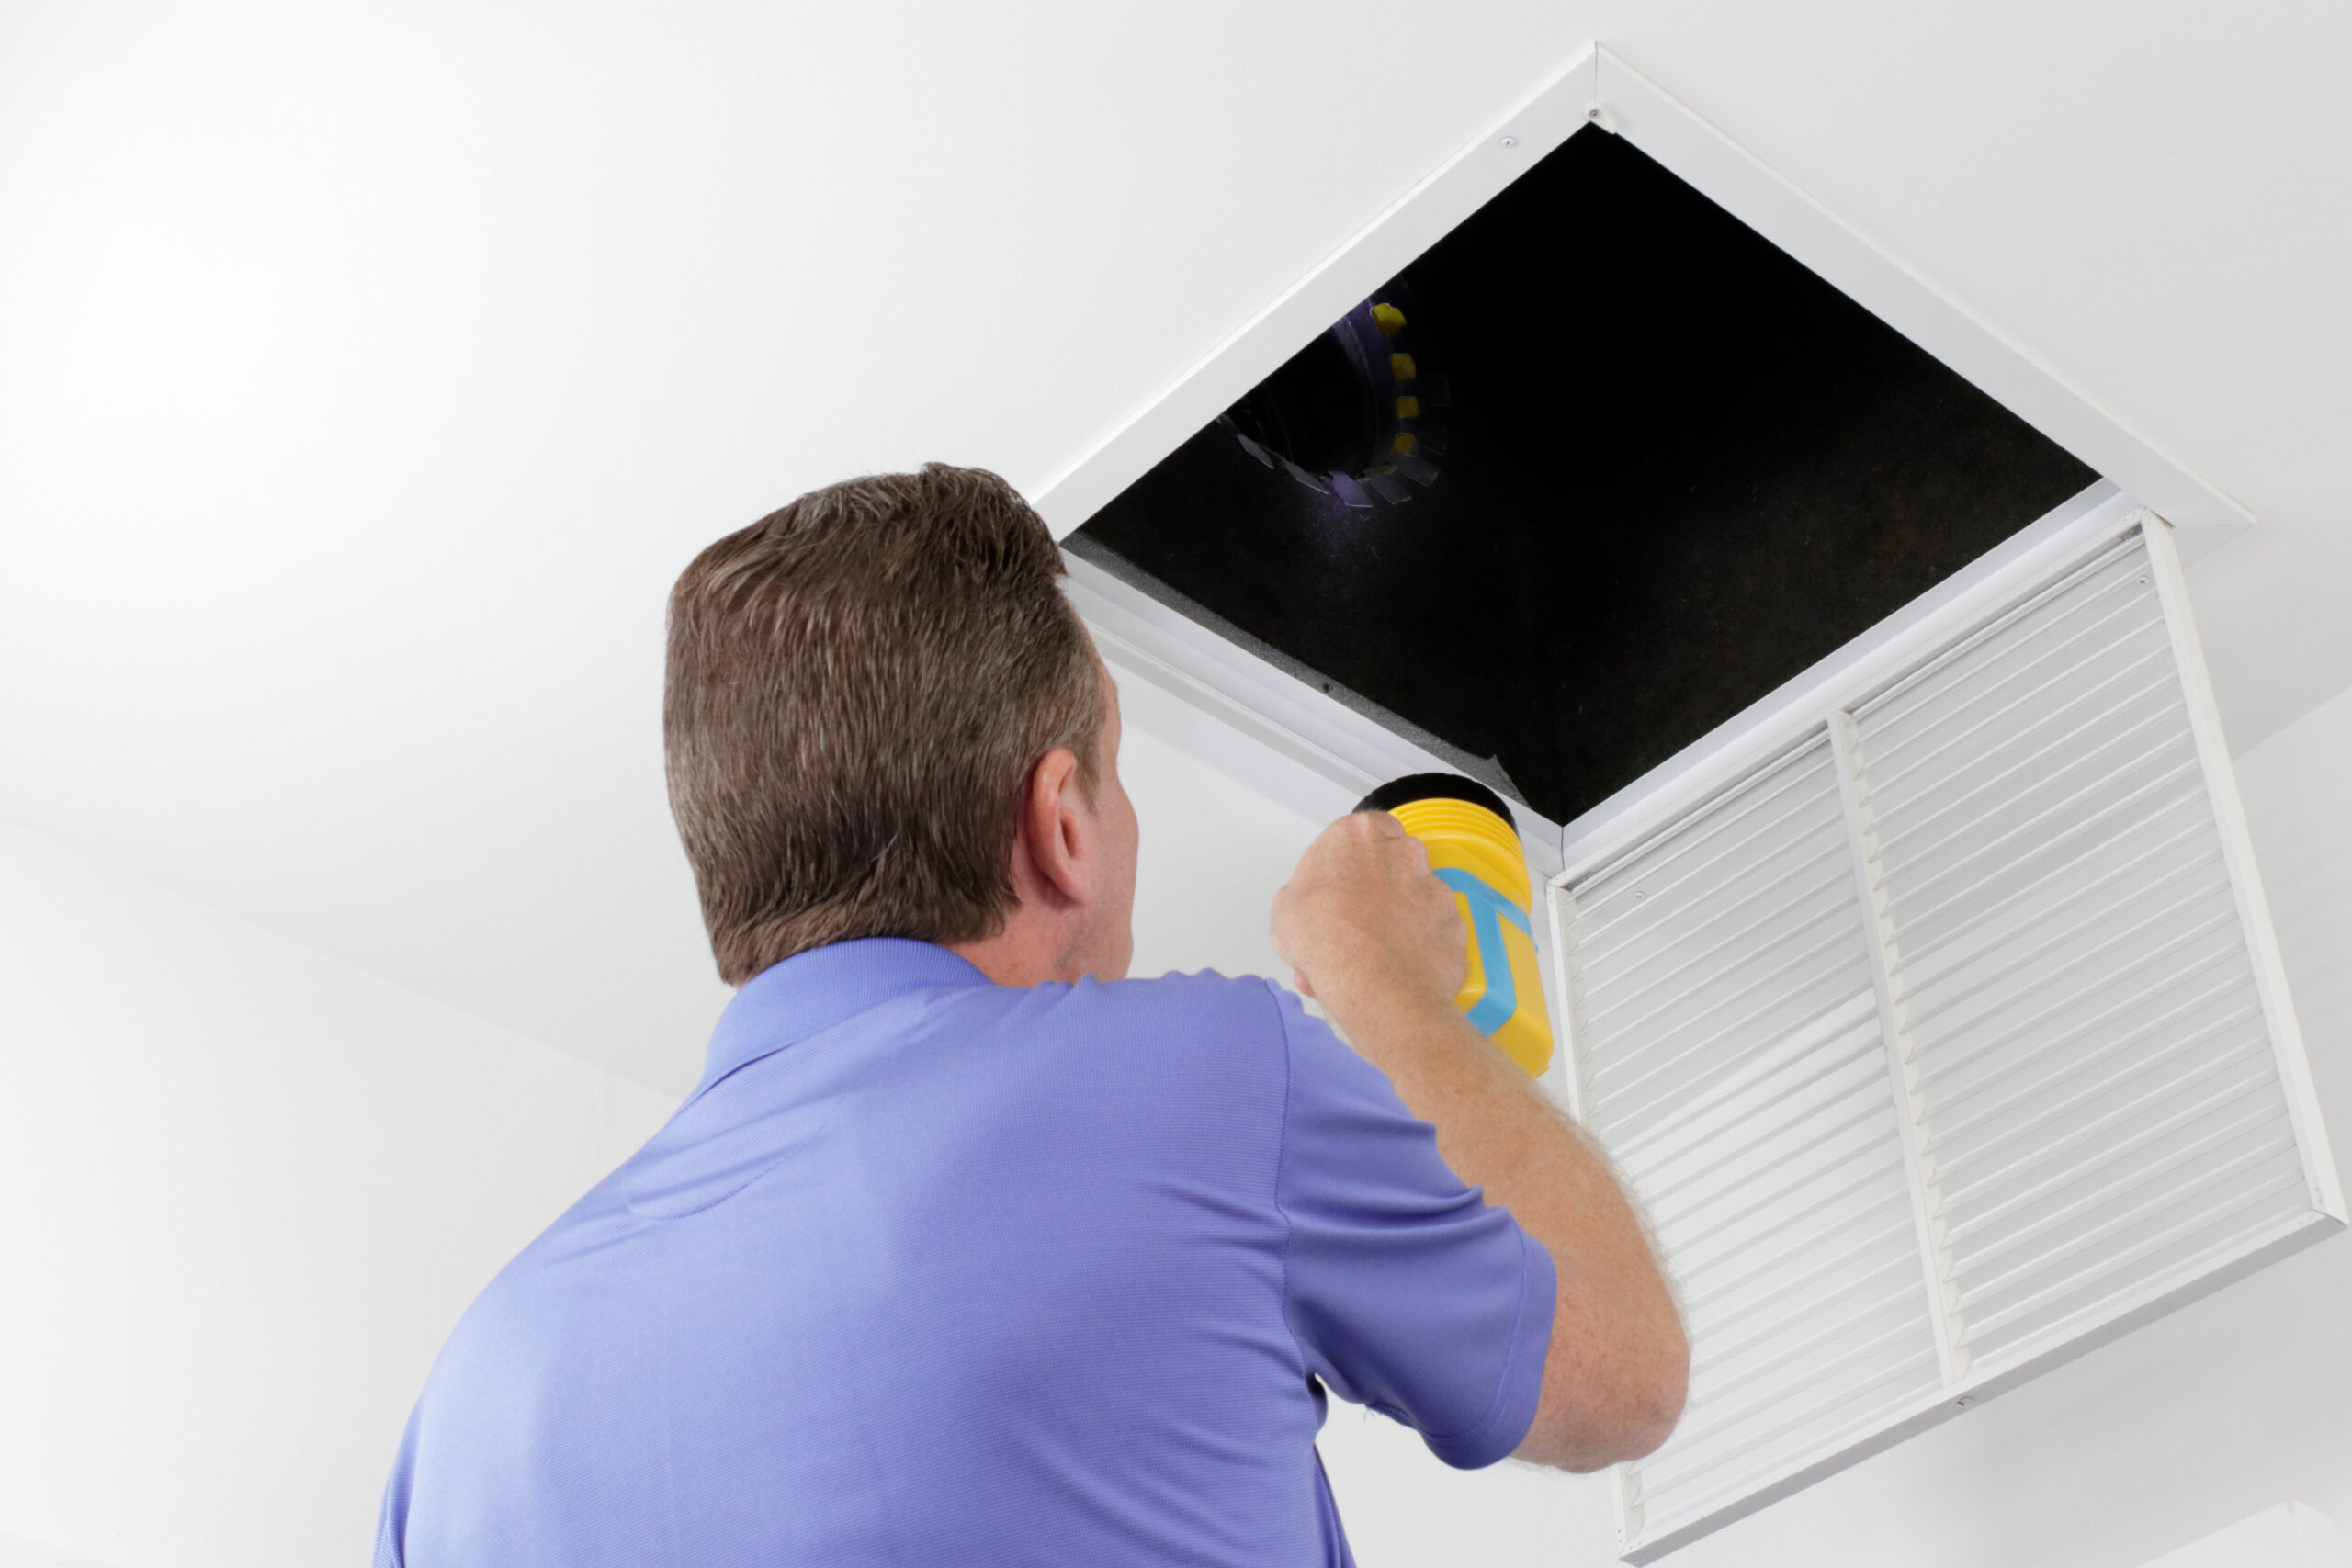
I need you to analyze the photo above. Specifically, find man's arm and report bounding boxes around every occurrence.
[1272,810,1688,1472]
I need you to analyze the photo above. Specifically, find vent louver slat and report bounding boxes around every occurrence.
[1552,513,2342,1561]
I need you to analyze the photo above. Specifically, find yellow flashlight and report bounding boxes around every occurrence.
[1356,773,1555,1077]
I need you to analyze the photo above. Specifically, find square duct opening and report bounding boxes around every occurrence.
[1066,125,2095,827]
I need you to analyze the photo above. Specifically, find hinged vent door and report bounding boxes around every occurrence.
[1551,514,2344,1562]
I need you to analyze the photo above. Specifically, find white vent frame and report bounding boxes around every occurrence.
[1545,494,2345,1562]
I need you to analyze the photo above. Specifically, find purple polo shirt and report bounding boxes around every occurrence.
[375,939,1555,1566]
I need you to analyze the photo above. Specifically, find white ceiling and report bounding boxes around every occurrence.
[4,0,2347,1095]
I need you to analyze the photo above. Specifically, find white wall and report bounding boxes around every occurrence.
[0,824,674,1568]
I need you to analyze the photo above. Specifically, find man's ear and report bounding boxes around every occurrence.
[1015,747,1091,908]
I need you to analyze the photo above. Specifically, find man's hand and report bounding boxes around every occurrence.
[1271,810,1464,1014]
[1272,807,1690,1473]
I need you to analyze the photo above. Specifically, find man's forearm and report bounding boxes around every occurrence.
[1316,971,1689,1471]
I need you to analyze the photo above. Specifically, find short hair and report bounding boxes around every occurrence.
[664,464,1102,985]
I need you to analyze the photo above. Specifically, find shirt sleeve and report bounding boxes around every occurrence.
[1267,981,1557,1469]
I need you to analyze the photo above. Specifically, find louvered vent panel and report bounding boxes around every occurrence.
[1551,512,2341,1562]
[1567,739,1942,1548]
[1851,536,2311,1372]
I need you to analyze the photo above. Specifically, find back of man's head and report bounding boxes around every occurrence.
[665,463,1102,986]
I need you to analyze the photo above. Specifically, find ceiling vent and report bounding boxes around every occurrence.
[1549,502,2342,1558]
[1033,47,2335,1559]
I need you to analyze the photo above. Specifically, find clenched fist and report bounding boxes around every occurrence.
[1271,809,1467,1018]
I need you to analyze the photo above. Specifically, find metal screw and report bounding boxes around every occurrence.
[2137,576,2150,586]
[1955,1395,1974,1408]
[1499,135,1518,148]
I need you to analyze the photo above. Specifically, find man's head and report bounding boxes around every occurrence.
[665,463,1136,988]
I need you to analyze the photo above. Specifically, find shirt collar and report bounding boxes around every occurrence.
[693,938,993,1099]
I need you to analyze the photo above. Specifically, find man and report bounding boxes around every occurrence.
[375,465,1685,1566]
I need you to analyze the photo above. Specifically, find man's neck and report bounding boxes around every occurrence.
[949,911,1080,988]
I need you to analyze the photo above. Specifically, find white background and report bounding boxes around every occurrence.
[3,3,2349,1565]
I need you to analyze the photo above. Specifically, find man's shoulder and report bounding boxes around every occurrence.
[1057,967,1293,1043]
[1053,969,1390,1111]
[1093,965,1286,1007]
[1082,973,1419,1130]
[990,968,1299,1096]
